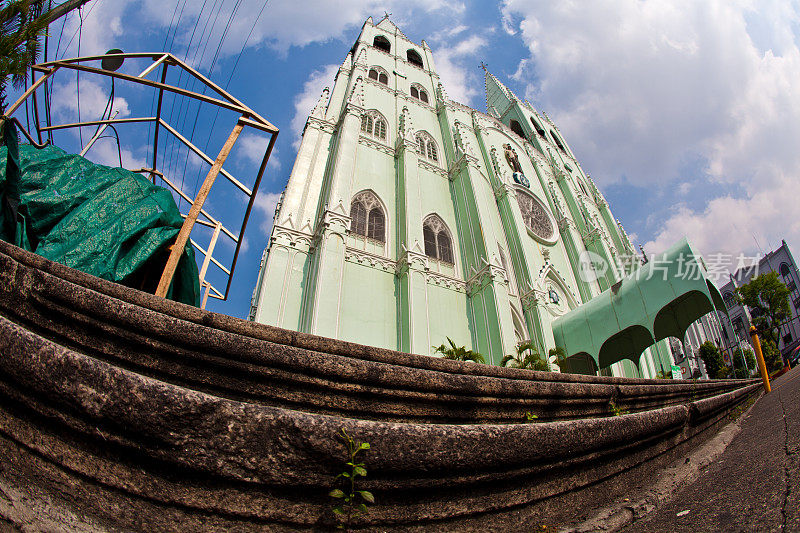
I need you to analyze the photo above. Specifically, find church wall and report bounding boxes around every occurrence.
[350,144,396,255]
[338,261,398,348]
[251,16,674,379]
[426,284,474,355]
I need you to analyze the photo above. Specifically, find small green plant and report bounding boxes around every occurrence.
[524,411,539,422]
[502,341,549,370]
[609,400,628,417]
[548,346,568,371]
[330,428,374,530]
[433,337,486,363]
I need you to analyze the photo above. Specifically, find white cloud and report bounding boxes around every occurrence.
[130,0,465,62]
[54,1,127,59]
[50,78,130,122]
[238,133,279,170]
[290,64,339,148]
[433,35,488,106]
[254,191,283,232]
[502,0,800,263]
[81,137,145,170]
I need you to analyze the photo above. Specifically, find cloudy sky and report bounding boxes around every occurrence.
[12,0,800,317]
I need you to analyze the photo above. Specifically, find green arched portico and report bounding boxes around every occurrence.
[598,325,655,369]
[552,239,728,370]
[561,352,599,375]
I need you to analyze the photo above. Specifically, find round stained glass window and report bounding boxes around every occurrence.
[517,191,555,242]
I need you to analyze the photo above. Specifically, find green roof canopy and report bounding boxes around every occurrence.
[552,239,726,369]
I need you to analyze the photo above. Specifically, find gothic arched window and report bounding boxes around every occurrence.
[410,84,429,104]
[550,131,567,153]
[780,263,791,277]
[350,191,386,243]
[360,110,388,141]
[510,120,525,138]
[530,116,545,136]
[723,292,736,309]
[517,190,555,242]
[368,67,389,85]
[414,131,438,163]
[577,179,589,196]
[422,215,454,264]
[407,49,424,68]
[373,35,391,53]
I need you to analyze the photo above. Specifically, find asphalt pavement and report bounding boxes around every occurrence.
[622,365,800,532]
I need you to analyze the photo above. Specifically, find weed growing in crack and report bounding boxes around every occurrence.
[330,428,374,530]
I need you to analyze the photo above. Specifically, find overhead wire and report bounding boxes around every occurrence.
[159,0,189,170]
[167,0,220,195]
[145,0,185,165]
[186,0,252,200]
[76,5,83,145]
[43,0,54,144]
[158,0,193,189]
[168,0,226,207]
[188,0,269,200]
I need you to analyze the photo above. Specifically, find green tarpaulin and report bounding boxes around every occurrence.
[0,122,199,306]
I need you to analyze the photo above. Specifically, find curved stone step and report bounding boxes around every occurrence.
[0,241,761,531]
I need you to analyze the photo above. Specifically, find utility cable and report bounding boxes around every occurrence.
[76,5,83,145]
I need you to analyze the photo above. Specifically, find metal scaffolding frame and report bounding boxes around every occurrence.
[4,51,278,307]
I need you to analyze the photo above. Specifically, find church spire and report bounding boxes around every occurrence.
[483,66,520,115]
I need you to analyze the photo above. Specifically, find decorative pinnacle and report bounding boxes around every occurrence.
[311,87,330,118]
[348,77,365,107]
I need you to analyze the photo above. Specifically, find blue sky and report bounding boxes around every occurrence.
[10,0,800,317]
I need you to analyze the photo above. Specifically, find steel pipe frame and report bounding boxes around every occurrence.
[4,51,279,302]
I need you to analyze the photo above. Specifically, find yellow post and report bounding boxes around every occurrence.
[750,326,771,394]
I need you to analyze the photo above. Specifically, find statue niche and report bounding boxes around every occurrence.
[503,143,530,188]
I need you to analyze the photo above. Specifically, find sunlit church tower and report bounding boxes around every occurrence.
[250,16,674,378]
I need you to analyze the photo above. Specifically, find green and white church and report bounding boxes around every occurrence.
[250,16,727,379]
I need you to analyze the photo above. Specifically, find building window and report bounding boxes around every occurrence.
[788,280,797,292]
[368,67,389,85]
[407,49,423,68]
[410,84,429,104]
[422,215,453,264]
[783,332,793,345]
[517,190,555,242]
[530,116,545,136]
[550,131,567,153]
[350,191,385,243]
[733,316,745,337]
[373,35,391,53]
[723,292,736,309]
[794,295,800,310]
[414,131,438,163]
[360,110,388,141]
[780,262,791,277]
[510,120,525,138]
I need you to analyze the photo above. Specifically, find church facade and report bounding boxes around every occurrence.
[250,16,675,378]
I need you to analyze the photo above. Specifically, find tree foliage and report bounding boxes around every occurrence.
[0,0,47,112]
[731,347,756,378]
[760,338,783,373]
[501,341,549,371]
[736,272,791,347]
[698,341,729,379]
[0,0,90,112]
[433,337,485,364]
[548,346,568,371]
